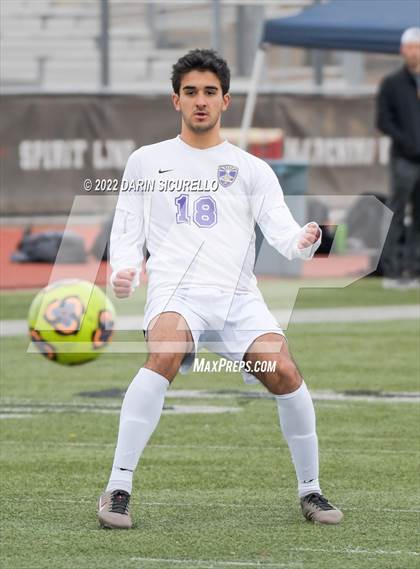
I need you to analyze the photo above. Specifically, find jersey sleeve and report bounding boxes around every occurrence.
[250,159,321,260]
[109,151,145,287]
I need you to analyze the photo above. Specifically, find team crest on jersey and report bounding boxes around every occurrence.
[217,165,238,188]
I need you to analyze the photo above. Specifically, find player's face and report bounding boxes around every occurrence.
[172,70,231,134]
[401,41,420,72]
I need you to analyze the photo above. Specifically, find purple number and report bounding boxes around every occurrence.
[193,196,217,228]
[175,195,217,227]
[175,195,190,224]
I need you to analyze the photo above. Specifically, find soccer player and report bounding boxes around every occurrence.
[97,49,343,529]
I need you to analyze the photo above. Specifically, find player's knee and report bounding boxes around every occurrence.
[144,353,185,382]
[266,357,302,395]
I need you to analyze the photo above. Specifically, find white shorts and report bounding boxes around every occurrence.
[143,288,285,384]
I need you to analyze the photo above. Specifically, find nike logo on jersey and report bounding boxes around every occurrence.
[158,168,174,174]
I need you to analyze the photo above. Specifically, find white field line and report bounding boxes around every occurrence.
[311,392,419,404]
[2,304,420,337]
[129,558,301,568]
[1,388,419,407]
[1,439,418,456]
[164,390,420,404]
[129,546,420,564]
[0,414,32,419]
[12,496,420,514]
[0,405,241,417]
[289,546,419,557]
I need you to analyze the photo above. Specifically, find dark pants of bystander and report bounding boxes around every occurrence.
[382,156,420,278]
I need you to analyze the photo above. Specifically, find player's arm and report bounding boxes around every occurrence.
[110,152,145,298]
[251,161,321,261]
[110,209,144,298]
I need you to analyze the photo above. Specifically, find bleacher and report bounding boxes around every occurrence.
[1,0,315,91]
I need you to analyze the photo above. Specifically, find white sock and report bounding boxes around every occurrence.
[275,381,321,498]
[106,367,169,494]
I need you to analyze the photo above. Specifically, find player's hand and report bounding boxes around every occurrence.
[112,268,137,298]
[297,223,321,249]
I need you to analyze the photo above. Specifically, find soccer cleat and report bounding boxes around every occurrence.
[97,489,133,529]
[300,493,343,524]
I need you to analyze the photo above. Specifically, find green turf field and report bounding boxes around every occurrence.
[1,276,419,319]
[1,281,419,569]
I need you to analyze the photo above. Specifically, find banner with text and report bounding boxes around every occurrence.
[0,93,389,214]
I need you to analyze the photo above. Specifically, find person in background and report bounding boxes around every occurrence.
[376,27,420,289]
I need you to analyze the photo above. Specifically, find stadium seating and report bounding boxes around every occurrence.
[1,0,315,90]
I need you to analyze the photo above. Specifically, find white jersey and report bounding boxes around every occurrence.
[110,135,320,301]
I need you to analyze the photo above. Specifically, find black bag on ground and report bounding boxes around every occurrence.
[90,214,150,263]
[90,214,114,261]
[11,228,87,264]
[346,193,387,249]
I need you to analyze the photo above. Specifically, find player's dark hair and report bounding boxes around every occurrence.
[171,49,230,95]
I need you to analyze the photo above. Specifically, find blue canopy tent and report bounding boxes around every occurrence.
[239,0,420,146]
[263,0,419,54]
